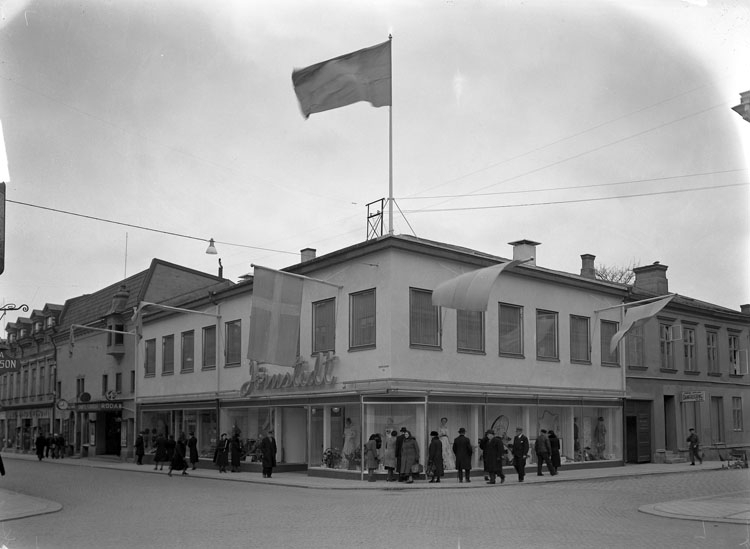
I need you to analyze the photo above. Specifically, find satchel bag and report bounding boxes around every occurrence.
[411,463,423,474]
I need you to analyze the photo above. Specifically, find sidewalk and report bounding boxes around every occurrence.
[1,452,748,524]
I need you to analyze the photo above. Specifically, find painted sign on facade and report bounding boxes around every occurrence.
[240,352,337,396]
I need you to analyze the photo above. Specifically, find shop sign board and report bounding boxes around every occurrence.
[681,391,705,402]
[75,401,123,411]
[241,352,337,396]
[5,408,51,419]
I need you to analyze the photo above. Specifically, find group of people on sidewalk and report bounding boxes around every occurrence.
[34,433,66,461]
[212,430,278,478]
[136,430,198,477]
[363,424,564,484]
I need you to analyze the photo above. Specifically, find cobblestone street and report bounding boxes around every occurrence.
[0,457,747,548]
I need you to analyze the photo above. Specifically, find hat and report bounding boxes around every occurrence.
[484,429,494,436]
[390,430,398,437]
[516,427,523,431]
[267,429,274,434]
[458,427,466,434]
[540,429,547,434]
[400,427,407,432]
[430,431,439,437]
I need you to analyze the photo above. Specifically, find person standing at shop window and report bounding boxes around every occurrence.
[213,433,230,473]
[534,429,556,477]
[548,430,561,472]
[427,430,444,483]
[364,433,380,482]
[395,427,407,482]
[483,430,506,484]
[686,428,703,465]
[35,431,46,461]
[153,433,168,471]
[511,427,529,482]
[168,432,189,477]
[187,431,199,470]
[399,430,420,484]
[230,432,242,473]
[452,427,473,483]
[260,429,277,478]
[135,431,145,465]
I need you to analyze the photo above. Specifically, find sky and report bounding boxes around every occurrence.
[0,0,749,322]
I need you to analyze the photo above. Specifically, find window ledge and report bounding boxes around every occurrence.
[684,370,700,376]
[348,345,376,353]
[201,366,217,371]
[409,345,442,351]
[499,353,525,359]
[728,374,745,378]
[180,369,194,374]
[224,363,241,368]
[571,360,592,366]
[628,365,648,371]
[601,362,621,368]
[144,373,155,378]
[537,356,560,363]
[707,372,722,377]
[458,349,486,356]
[161,371,174,376]
[659,368,678,374]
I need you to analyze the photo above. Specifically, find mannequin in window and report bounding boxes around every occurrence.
[342,418,358,459]
[439,417,455,470]
[593,417,607,459]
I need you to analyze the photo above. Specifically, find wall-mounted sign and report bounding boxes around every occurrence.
[681,391,705,402]
[79,392,91,403]
[76,401,122,412]
[56,399,69,411]
[240,352,337,396]
[105,390,118,401]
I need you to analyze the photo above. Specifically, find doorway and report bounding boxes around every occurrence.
[104,412,122,455]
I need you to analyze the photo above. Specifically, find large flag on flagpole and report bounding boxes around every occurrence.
[609,294,675,354]
[432,259,529,312]
[248,266,305,367]
[292,40,392,118]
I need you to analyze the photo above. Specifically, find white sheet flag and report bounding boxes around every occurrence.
[432,259,527,312]
[609,295,675,354]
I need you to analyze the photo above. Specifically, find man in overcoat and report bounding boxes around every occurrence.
[483,430,506,484]
[511,427,529,482]
[534,428,557,476]
[260,429,277,478]
[452,427,473,483]
[395,427,407,482]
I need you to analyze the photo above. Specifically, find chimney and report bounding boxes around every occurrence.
[741,304,750,315]
[633,262,669,295]
[580,254,596,279]
[300,248,316,263]
[107,284,130,315]
[508,239,539,266]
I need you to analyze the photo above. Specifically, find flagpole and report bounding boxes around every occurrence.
[388,34,394,235]
[594,293,677,314]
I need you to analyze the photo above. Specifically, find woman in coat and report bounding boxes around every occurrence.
[427,431,444,483]
[382,430,398,481]
[187,432,199,470]
[153,433,168,471]
[549,430,561,470]
[399,430,420,484]
[364,433,380,482]
[168,433,189,477]
[230,433,242,472]
[135,431,145,465]
[213,433,230,473]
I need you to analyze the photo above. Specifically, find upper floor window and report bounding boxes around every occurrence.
[101,374,108,395]
[115,372,122,394]
[39,366,45,396]
[225,320,242,365]
[409,288,440,348]
[202,325,217,369]
[659,323,675,369]
[181,330,195,372]
[144,339,156,376]
[162,335,174,375]
[729,334,741,374]
[498,303,523,357]
[350,289,376,349]
[732,397,743,431]
[626,325,644,367]
[600,320,619,365]
[536,310,558,360]
[683,327,696,372]
[706,331,719,374]
[313,298,336,354]
[570,315,590,363]
[76,377,85,397]
[457,310,484,353]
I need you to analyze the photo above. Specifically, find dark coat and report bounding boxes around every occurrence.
[188,436,199,463]
[549,434,561,468]
[364,439,379,470]
[35,435,46,457]
[260,435,277,468]
[166,437,176,461]
[135,435,145,457]
[230,436,242,467]
[171,439,187,470]
[483,436,505,473]
[534,433,551,456]
[154,435,168,462]
[213,437,230,467]
[512,433,529,458]
[452,434,473,469]
[399,437,420,475]
[427,437,444,477]
[0,453,4,476]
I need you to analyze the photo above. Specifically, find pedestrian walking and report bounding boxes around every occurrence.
[153,433,168,471]
[166,434,176,466]
[483,430,506,484]
[686,428,703,465]
[230,432,242,472]
[452,427,473,483]
[479,431,490,481]
[382,430,398,481]
[46,433,54,458]
[56,434,66,458]
[135,431,145,465]
[511,426,529,482]
[534,429,557,476]
[549,430,561,471]
[399,430,420,484]
[213,433,230,473]
[395,427,407,481]
[35,432,46,461]
[0,452,5,476]
[427,431,444,483]
[187,431,199,470]
[260,429,277,478]
[364,433,380,482]
[168,433,189,477]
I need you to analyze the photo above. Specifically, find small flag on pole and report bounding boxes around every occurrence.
[432,259,529,312]
[609,295,675,354]
[292,40,391,118]
[248,266,304,367]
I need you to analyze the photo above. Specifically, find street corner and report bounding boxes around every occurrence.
[0,489,62,522]
[639,493,750,525]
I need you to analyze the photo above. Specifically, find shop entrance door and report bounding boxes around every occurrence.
[105,412,121,455]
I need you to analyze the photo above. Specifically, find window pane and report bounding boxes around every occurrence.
[226,320,242,364]
[457,310,484,352]
[600,320,619,364]
[626,325,644,367]
[181,331,194,372]
[683,328,696,371]
[145,339,156,376]
[499,304,523,355]
[350,290,376,348]
[313,299,335,353]
[202,325,216,369]
[162,335,174,375]
[706,332,718,373]
[536,311,558,359]
[409,289,440,347]
[570,316,590,362]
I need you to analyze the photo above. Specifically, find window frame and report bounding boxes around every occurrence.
[457,309,485,354]
[706,330,719,374]
[349,289,376,350]
[498,303,524,357]
[409,288,441,349]
[181,330,195,373]
[313,298,336,354]
[162,334,175,375]
[732,397,744,431]
[144,339,156,377]
[225,320,242,366]
[683,327,696,372]
[600,319,619,365]
[570,315,591,363]
[659,323,675,370]
[535,309,559,361]
[202,325,217,370]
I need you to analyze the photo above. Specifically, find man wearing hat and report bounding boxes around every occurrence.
[483,430,506,484]
[395,427,407,482]
[452,427,473,483]
[534,428,556,476]
[511,427,529,482]
[260,429,277,478]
